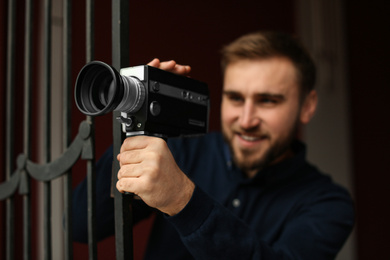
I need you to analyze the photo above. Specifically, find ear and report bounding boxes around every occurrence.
[300,90,318,124]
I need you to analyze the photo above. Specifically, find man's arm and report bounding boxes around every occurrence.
[116,135,354,259]
[166,183,354,260]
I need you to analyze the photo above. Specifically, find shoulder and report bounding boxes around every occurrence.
[281,140,352,201]
[267,146,354,216]
[292,162,354,219]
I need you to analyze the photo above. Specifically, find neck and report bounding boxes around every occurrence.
[244,148,295,179]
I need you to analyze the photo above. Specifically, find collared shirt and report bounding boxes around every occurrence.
[73,132,354,259]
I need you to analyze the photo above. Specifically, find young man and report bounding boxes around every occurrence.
[73,31,354,259]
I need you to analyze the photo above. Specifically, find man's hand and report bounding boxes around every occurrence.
[147,58,191,76]
[116,136,195,216]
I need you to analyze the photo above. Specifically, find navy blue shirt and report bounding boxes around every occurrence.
[73,132,354,259]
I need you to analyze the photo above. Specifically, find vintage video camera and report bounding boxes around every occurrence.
[74,61,209,137]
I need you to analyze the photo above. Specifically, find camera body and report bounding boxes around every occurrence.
[118,65,209,137]
[74,61,209,138]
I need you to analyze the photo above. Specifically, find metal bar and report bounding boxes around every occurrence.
[23,0,34,258]
[22,191,31,260]
[63,0,73,259]
[112,0,129,67]
[86,0,94,62]
[6,0,16,258]
[43,0,52,259]
[86,126,97,260]
[86,0,97,259]
[112,1,132,259]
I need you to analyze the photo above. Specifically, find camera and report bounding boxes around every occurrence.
[74,61,209,137]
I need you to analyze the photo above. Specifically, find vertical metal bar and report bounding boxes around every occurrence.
[86,0,97,259]
[43,0,52,259]
[86,138,97,260]
[112,0,129,67]
[86,0,94,62]
[63,0,73,259]
[112,1,132,260]
[23,0,34,259]
[6,0,16,259]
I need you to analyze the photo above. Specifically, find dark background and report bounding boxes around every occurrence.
[1,0,389,259]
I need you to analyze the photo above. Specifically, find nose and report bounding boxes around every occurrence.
[238,101,260,130]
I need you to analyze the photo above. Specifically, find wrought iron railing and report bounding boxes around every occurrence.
[0,0,132,259]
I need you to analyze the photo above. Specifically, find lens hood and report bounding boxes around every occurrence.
[74,61,123,116]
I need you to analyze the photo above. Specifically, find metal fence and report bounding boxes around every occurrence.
[0,0,132,259]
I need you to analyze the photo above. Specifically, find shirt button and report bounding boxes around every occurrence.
[227,161,232,168]
[232,198,241,208]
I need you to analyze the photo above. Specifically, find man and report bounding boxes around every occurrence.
[73,31,354,259]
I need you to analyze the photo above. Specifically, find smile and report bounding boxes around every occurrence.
[239,134,261,142]
[234,133,267,151]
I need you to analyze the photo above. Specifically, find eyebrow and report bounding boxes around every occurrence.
[223,90,285,100]
[256,93,285,100]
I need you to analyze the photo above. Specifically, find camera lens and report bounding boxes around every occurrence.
[74,61,145,116]
[118,76,146,113]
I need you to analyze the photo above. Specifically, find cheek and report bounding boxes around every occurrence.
[264,107,299,136]
[220,102,235,127]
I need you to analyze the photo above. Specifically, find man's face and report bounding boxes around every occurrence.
[221,57,303,177]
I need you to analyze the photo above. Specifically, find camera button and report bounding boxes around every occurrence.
[152,81,160,92]
[150,101,161,116]
[182,91,192,99]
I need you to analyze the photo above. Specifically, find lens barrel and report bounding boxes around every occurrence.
[74,61,145,116]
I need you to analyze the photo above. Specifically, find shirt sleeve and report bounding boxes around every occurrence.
[166,185,354,260]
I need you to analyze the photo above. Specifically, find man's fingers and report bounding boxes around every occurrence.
[147,58,176,71]
[117,164,141,179]
[147,58,161,67]
[158,60,177,71]
[116,177,138,194]
[120,136,149,153]
[117,150,143,166]
[173,64,191,75]
[147,58,191,76]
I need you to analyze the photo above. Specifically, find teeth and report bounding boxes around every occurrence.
[240,135,260,141]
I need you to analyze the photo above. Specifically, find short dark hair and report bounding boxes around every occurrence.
[221,31,316,97]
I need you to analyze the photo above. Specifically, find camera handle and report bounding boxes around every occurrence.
[117,115,167,197]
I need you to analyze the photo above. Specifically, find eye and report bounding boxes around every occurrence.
[260,97,277,104]
[256,94,284,107]
[224,92,244,105]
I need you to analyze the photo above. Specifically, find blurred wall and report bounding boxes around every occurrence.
[296,1,355,259]
[346,1,390,259]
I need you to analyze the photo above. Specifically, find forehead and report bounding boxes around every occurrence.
[223,58,299,96]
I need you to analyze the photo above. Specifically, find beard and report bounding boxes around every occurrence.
[222,121,299,175]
